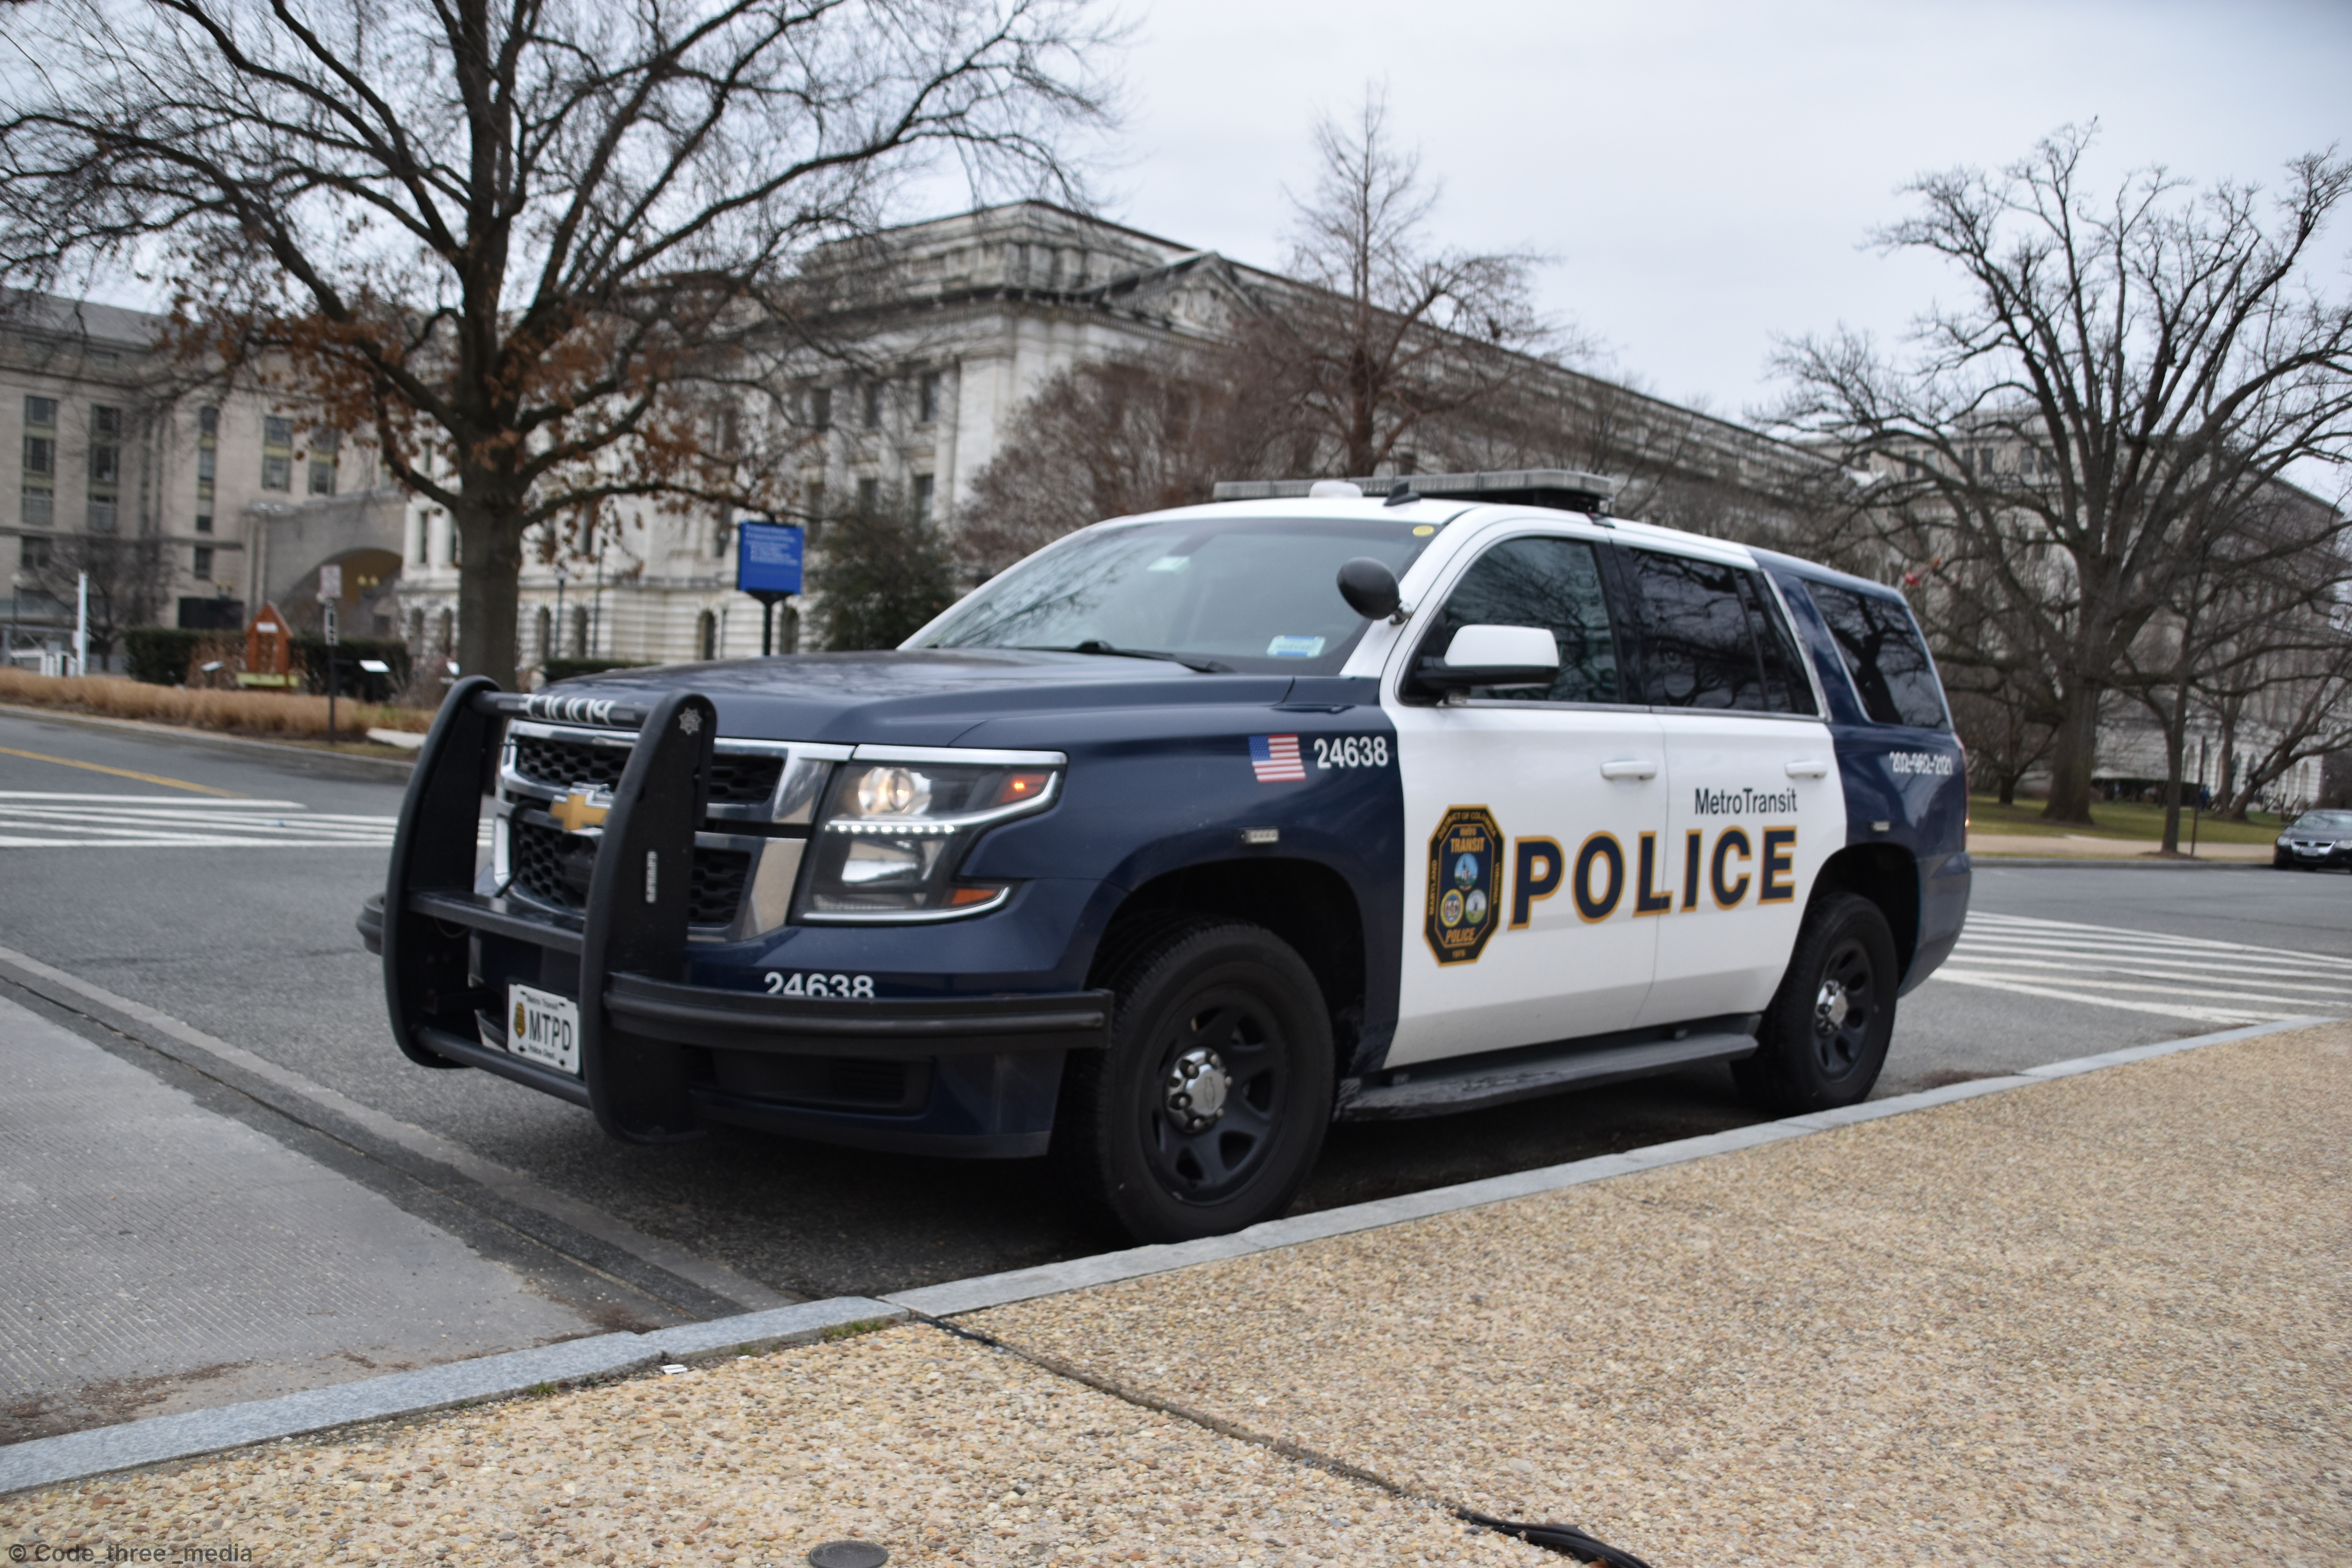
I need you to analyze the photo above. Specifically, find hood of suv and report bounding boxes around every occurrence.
[538,649,1301,746]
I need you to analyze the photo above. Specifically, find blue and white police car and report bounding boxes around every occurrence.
[364,469,1969,1243]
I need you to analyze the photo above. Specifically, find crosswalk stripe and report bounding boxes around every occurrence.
[0,791,400,849]
[1928,911,2350,1024]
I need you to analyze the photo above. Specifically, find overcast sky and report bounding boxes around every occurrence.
[1069,0,2352,427]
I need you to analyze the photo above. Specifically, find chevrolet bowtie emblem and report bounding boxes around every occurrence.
[551,787,610,833]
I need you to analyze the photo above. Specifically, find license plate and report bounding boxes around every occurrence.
[503,983,581,1075]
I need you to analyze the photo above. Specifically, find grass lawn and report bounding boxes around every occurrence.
[1969,794,2288,845]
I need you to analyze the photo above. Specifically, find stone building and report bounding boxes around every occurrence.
[0,290,407,668]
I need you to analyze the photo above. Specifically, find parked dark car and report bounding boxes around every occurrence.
[2273,809,2352,870]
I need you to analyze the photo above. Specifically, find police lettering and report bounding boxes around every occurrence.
[1509,825,1792,925]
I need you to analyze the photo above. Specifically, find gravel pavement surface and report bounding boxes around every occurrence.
[7,1022,2344,1565]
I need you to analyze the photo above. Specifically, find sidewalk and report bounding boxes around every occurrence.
[0,994,604,1443]
[1966,830,2272,860]
[5,1022,2346,1566]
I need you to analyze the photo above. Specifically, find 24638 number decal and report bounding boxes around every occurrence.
[1313,735,1389,769]
[764,971,875,999]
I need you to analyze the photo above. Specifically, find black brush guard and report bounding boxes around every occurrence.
[377,678,1111,1144]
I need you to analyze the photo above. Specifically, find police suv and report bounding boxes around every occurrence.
[363,470,1969,1243]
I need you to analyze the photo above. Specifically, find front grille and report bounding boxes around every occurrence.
[512,732,781,807]
[510,818,751,928]
[512,733,628,794]
[706,753,785,805]
[687,847,751,924]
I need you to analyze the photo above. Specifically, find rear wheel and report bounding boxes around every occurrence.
[1053,920,1333,1243]
[1733,892,1898,1114]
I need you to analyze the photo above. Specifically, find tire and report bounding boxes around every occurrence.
[1732,892,1899,1115]
[1053,920,1334,1243]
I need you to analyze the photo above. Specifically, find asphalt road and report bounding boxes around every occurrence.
[4,703,2346,1320]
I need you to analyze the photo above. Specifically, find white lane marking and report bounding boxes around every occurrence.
[1931,912,2350,1023]
[0,790,399,849]
[1928,970,2307,1025]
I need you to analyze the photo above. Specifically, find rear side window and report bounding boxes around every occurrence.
[1804,581,1948,729]
[1620,548,1812,714]
[1419,536,1622,704]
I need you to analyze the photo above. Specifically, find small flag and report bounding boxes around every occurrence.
[1249,734,1307,783]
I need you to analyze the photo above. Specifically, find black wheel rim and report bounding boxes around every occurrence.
[1811,935,1877,1079]
[1137,985,1289,1205]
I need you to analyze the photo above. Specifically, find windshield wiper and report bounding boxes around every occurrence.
[1020,641,1232,674]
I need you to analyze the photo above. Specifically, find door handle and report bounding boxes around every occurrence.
[1599,759,1659,781]
[1785,759,1832,779]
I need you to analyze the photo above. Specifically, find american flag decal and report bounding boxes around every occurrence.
[1249,734,1307,782]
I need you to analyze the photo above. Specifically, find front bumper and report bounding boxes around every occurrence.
[369,681,1107,1155]
[2276,842,2351,869]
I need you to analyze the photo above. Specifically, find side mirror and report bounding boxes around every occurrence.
[1336,557,1401,621]
[1407,624,1560,699]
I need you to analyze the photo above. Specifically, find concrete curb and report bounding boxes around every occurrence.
[4,1015,2328,1496]
[0,1298,904,1496]
[881,1015,2330,1318]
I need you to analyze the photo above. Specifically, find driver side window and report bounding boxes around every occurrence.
[1417,535,1622,704]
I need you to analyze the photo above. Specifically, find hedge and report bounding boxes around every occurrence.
[292,634,411,701]
[125,626,208,686]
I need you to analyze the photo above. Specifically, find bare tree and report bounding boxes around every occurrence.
[0,0,1115,688]
[25,534,172,665]
[1769,127,2352,823]
[1249,87,1563,477]
[954,345,1314,574]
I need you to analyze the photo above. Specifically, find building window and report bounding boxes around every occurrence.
[918,371,941,425]
[21,433,53,479]
[25,396,56,430]
[912,473,934,521]
[697,610,717,662]
[20,488,53,526]
[568,605,588,658]
[20,534,52,570]
[855,476,880,515]
[308,428,339,495]
[535,606,553,661]
[862,382,883,430]
[199,405,218,438]
[809,387,831,430]
[262,416,293,490]
[192,544,214,578]
[85,405,122,532]
[436,608,454,654]
[196,408,218,532]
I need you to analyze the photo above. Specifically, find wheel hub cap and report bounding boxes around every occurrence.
[1163,1046,1231,1133]
[1815,978,1851,1033]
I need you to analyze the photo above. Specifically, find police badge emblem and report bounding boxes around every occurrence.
[1425,805,1503,964]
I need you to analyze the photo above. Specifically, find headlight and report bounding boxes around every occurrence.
[795,759,1060,920]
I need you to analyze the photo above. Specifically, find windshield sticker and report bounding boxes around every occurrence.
[1266,635,1327,658]
[1147,555,1192,573]
[1248,734,1308,783]
[1425,806,1502,964]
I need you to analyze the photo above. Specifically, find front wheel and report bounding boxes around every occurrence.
[1052,921,1333,1243]
[1733,892,1898,1114]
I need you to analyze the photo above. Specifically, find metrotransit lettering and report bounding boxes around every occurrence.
[1692,786,1800,815]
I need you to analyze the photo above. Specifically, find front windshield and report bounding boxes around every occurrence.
[2291,811,2352,831]
[914,514,1441,675]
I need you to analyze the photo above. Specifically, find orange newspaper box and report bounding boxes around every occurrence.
[238,603,296,688]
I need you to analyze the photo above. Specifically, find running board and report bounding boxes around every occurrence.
[1339,1029,1757,1120]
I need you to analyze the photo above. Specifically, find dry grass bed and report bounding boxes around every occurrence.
[979,1025,2352,1568]
[0,668,430,740]
[2,1325,1542,1567]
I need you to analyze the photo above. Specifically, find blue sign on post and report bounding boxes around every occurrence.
[736,519,804,596]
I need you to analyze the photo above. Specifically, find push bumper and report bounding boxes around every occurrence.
[370,680,1107,1155]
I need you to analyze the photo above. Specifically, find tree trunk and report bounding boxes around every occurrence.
[454,501,525,691]
[2159,681,2192,855]
[2040,682,2102,824]
[1997,773,2017,806]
